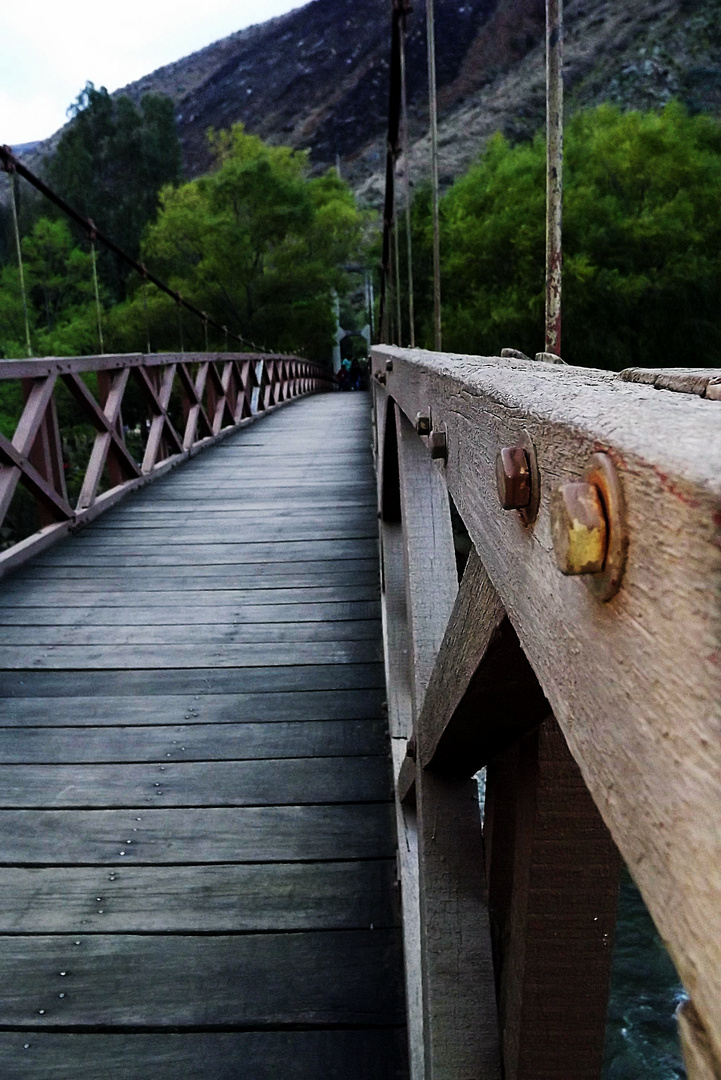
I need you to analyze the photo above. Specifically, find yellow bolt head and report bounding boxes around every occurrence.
[551,482,608,575]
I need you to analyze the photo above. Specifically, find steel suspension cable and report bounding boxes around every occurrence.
[425,0,442,351]
[7,170,32,357]
[0,144,282,356]
[399,12,416,348]
[88,229,105,354]
[545,0,564,355]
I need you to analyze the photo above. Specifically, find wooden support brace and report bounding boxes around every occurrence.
[484,716,621,1080]
[395,405,501,1080]
[417,548,547,776]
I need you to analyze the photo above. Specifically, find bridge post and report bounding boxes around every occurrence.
[484,716,621,1079]
[393,403,501,1080]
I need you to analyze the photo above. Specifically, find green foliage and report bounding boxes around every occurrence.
[48,82,182,297]
[109,125,365,359]
[409,102,721,369]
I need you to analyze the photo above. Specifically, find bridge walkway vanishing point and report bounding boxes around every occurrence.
[0,390,408,1078]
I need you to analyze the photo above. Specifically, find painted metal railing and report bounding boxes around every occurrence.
[0,351,333,576]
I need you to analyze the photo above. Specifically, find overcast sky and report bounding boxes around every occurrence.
[1,0,304,146]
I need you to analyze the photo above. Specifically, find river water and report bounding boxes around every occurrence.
[475,768,687,1077]
[603,868,687,1079]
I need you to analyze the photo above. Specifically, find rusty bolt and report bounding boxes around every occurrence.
[375,371,386,385]
[385,359,393,372]
[415,411,431,436]
[428,429,447,461]
[551,482,608,575]
[496,447,531,510]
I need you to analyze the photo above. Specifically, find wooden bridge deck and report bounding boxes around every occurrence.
[0,392,407,1079]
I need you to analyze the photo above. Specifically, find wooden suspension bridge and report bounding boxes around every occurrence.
[0,346,718,1080]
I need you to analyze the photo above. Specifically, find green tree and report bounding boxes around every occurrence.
[48,83,182,298]
[414,103,721,369]
[111,125,364,359]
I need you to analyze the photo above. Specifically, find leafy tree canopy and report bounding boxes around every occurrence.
[407,102,721,369]
[111,125,365,359]
[48,82,182,298]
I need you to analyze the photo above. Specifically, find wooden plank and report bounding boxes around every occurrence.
[374,345,721,1058]
[0,860,397,932]
[0,639,383,669]
[0,584,380,606]
[0,1030,407,1080]
[0,620,381,646]
[0,755,391,808]
[393,406,501,1078]
[0,601,380,627]
[484,717,620,1080]
[69,525,377,543]
[0,689,386,726]
[5,561,379,582]
[32,539,378,566]
[0,804,397,863]
[0,720,387,763]
[0,930,405,1027]
[0,664,385,697]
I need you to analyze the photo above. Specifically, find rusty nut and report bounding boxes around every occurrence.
[415,411,431,436]
[428,429,447,461]
[385,359,393,372]
[375,371,386,385]
[550,482,608,575]
[496,447,531,510]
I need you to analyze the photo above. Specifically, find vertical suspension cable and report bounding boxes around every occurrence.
[89,226,105,354]
[177,294,184,353]
[223,325,229,352]
[393,218,402,346]
[203,315,209,353]
[141,267,151,354]
[399,11,416,348]
[8,171,32,358]
[545,0,564,355]
[426,0,442,351]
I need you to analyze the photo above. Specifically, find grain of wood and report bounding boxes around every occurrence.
[0,931,405,1027]
[0,804,396,864]
[0,756,391,808]
[0,861,396,933]
[0,1030,408,1080]
[0,720,387,762]
[0,688,386,726]
[484,718,620,1080]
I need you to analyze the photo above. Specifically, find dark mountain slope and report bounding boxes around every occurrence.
[13,0,720,204]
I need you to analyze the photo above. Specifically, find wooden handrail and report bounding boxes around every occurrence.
[372,345,721,1080]
[0,351,333,576]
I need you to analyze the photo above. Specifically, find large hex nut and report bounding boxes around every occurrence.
[496,447,531,510]
[551,482,608,575]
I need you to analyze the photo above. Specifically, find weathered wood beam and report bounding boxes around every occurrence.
[416,548,549,775]
[395,405,501,1080]
[373,345,721,1059]
[678,1000,721,1080]
[484,716,621,1080]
